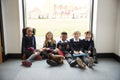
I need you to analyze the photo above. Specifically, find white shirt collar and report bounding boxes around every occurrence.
[85,39,90,41]
[60,40,68,43]
[74,38,79,42]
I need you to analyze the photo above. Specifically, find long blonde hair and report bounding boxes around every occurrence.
[43,31,55,47]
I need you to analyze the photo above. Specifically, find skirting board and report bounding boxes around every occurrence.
[4,53,120,62]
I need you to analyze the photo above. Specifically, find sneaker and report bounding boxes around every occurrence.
[46,60,58,66]
[22,60,32,67]
[69,60,77,67]
[88,57,94,68]
[76,58,86,69]
[94,56,98,64]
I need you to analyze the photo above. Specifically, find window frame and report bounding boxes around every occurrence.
[23,0,94,31]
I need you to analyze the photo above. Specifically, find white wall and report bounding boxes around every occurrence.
[93,0,117,53]
[1,0,22,54]
[115,0,120,56]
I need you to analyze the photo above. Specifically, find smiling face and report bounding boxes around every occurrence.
[46,32,53,40]
[74,33,80,40]
[73,31,81,40]
[60,32,68,41]
[85,33,91,39]
[85,31,92,40]
[61,34,67,41]
[26,28,33,36]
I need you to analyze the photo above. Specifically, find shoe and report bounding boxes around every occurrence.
[46,59,58,66]
[22,60,32,67]
[76,58,86,69]
[21,54,26,60]
[88,57,94,68]
[48,53,64,63]
[35,55,42,60]
[69,60,77,67]
[94,56,98,64]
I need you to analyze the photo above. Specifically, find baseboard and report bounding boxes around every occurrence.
[97,53,120,62]
[97,53,115,58]
[5,53,21,60]
[5,53,120,62]
[114,54,120,62]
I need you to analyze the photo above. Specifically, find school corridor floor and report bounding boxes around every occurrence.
[0,58,120,80]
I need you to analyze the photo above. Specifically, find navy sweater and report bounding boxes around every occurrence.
[57,40,71,52]
[43,41,56,49]
[22,35,36,54]
[69,38,83,52]
[82,39,94,51]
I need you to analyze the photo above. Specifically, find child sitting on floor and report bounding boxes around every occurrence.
[40,31,56,59]
[47,53,65,66]
[69,31,87,68]
[22,31,62,67]
[21,27,37,60]
[83,31,98,64]
[70,31,94,68]
[46,32,78,67]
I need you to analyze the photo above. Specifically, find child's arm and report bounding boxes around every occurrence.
[49,43,56,49]
[74,51,79,54]
[22,37,26,54]
[66,44,70,49]
[52,43,56,49]
[33,36,36,49]
[87,50,91,54]
[79,40,84,53]
[42,47,50,51]
[58,45,62,50]
[88,40,94,51]
[79,51,84,54]
[52,40,56,49]
[57,42,62,50]
[69,39,74,53]
[36,48,43,52]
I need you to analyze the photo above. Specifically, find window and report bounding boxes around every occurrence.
[24,0,93,48]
